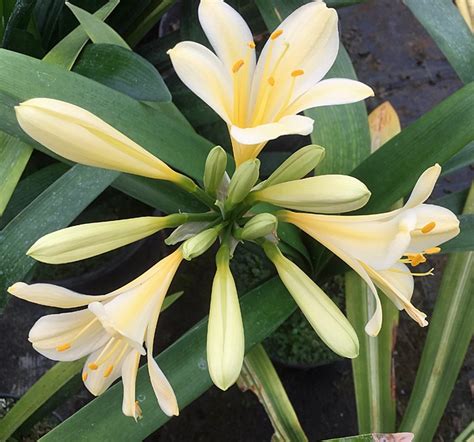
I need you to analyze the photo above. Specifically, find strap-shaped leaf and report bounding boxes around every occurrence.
[399,185,474,440]
[442,141,474,176]
[40,278,296,441]
[403,0,474,84]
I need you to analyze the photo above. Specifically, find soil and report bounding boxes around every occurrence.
[0,0,472,441]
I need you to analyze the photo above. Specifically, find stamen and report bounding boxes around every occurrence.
[412,268,435,277]
[103,365,114,378]
[248,41,256,49]
[421,221,436,234]
[135,401,143,419]
[291,69,305,77]
[425,247,441,254]
[88,363,99,370]
[271,29,283,40]
[405,253,427,267]
[267,76,275,86]
[56,343,71,352]
[232,59,245,74]
[82,371,88,382]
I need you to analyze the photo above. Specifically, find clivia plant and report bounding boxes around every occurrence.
[0,0,472,441]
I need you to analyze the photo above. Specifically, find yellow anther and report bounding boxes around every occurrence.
[135,401,143,419]
[421,221,436,234]
[103,365,114,378]
[291,69,305,77]
[56,343,71,352]
[271,29,284,40]
[82,372,88,382]
[232,59,245,73]
[425,247,441,254]
[248,41,256,49]
[267,76,275,86]
[88,362,99,370]
[406,253,427,267]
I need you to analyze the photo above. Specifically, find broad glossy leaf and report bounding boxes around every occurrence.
[74,43,171,102]
[403,0,474,84]
[0,166,118,306]
[442,214,474,253]
[41,278,296,441]
[434,188,469,214]
[400,185,474,440]
[442,141,474,176]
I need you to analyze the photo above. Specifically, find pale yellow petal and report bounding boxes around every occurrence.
[368,101,401,151]
[286,78,374,115]
[404,164,441,209]
[168,42,232,123]
[28,217,169,264]
[121,349,142,420]
[253,175,371,214]
[15,99,180,181]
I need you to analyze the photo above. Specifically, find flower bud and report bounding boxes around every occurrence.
[251,175,371,214]
[207,245,244,390]
[226,159,260,207]
[203,146,228,197]
[261,145,325,189]
[15,98,184,184]
[182,225,223,260]
[263,242,359,358]
[237,213,278,241]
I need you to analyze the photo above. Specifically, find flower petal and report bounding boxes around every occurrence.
[15,99,180,181]
[365,263,428,327]
[168,42,232,123]
[198,0,256,77]
[264,243,359,358]
[404,164,441,209]
[285,78,374,115]
[29,309,109,361]
[254,175,371,214]
[28,217,168,264]
[121,349,142,420]
[230,115,314,145]
[8,282,116,308]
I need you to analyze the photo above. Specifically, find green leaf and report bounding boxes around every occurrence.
[43,0,120,69]
[352,83,474,214]
[0,132,32,216]
[434,188,469,214]
[455,421,474,442]
[345,274,398,433]
[0,162,68,229]
[40,278,296,441]
[402,0,474,84]
[323,433,414,442]
[33,0,64,48]
[441,214,474,253]
[399,184,474,441]
[0,165,118,307]
[66,1,129,49]
[74,43,171,102]
[442,141,474,176]
[1,0,36,49]
[238,344,308,442]
[0,290,183,440]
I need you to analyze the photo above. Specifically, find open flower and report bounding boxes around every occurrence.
[168,0,374,165]
[278,165,460,335]
[8,249,184,419]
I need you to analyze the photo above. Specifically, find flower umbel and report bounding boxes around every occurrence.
[168,0,374,164]
[8,249,184,419]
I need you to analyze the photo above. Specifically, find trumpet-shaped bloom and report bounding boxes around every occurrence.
[15,98,186,184]
[168,0,374,165]
[263,242,359,358]
[250,174,371,213]
[27,215,186,264]
[8,249,184,419]
[279,165,460,335]
[207,245,244,390]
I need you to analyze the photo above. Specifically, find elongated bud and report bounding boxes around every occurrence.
[182,225,223,260]
[250,175,371,214]
[28,214,187,264]
[207,245,244,390]
[226,159,260,207]
[15,98,187,185]
[236,213,278,241]
[261,145,325,189]
[203,146,228,197]
[262,242,359,358]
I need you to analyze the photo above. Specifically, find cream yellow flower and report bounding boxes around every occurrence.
[8,249,184,419]
[168,0,374,165]
[279,165,460,335]
[15,98,192,188]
